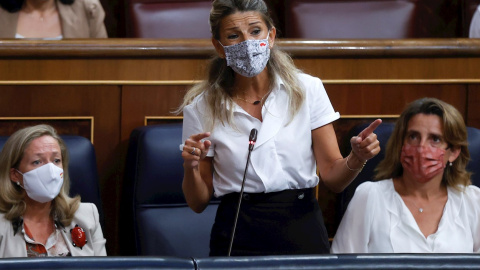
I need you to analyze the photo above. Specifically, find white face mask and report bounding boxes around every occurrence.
[16,163,64,203]
[220,36,271,77]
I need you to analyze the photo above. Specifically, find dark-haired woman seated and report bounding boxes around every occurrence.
[332,98,480,253]
[0,0,107,39]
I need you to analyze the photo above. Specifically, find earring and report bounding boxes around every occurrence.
[449,162,453,167]
[16,181,20,186]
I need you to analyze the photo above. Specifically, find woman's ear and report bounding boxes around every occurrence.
[448,146,461,163]
[10,168,21,184]
[268,27,276,48]
[212,38,225,58]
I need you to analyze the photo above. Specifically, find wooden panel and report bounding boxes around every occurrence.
[325,84,468,117]
[145,116,182,126]
[0,85,121,255]
[0,39,479,81]
[121,85,187,141]
[3,57,475,81]
[0,59,208,81]
[468,84,480,128]
[295,58,480,80]
[2,39,480,58]
[0,117,93,141]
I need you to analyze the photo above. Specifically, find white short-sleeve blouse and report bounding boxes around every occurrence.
[331,179,480,253]
[182,73,340,197]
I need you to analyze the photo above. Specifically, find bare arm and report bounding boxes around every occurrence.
[313,120,382,193]
[181,132,214,213]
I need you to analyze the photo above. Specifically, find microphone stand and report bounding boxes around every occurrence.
[227,128,257,256]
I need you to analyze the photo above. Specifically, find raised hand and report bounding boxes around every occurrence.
[182,132,211,169]
[350,119,382,162]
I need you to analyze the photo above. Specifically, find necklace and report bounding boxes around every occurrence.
[409,199,425,213]
[234,88,272,106]
[235,95,261,105]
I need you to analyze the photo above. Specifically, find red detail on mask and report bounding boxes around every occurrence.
[400,144,446,182]
[260,43,266,47]
[70,224,87,249]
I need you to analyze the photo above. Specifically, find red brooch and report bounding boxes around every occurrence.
[70,224,87,249]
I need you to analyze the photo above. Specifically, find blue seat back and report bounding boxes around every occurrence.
[467,127,480,186]
[124,123,218,257]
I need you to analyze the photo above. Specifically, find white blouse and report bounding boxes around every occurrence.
[182,73,340,197]
[470,5,480,38]
[23,225,70,256]
[331,179,480,253]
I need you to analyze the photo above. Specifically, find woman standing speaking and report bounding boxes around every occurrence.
[179,0,381,256]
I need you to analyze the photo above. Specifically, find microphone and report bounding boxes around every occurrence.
[227,128,258,256]
[248,129,257,151]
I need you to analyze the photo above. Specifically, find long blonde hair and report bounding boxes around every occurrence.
[176,0,304,131]
[375,98,471,190]
[0,125,80,226]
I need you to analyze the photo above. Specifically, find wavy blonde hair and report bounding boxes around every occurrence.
[176,0,304,131]
[375,98,471,190]
[0,125,80,226]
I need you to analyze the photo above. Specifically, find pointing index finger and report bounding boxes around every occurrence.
[190,132,211,142]
[359,119,382,140]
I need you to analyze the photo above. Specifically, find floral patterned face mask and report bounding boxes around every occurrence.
[400,144,446,182]
[219,35,270,77]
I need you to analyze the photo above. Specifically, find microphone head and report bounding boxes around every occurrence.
[249,128,258,142]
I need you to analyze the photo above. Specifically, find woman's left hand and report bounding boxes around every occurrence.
[350,119,382,162]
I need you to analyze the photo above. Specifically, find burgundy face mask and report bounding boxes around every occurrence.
[400,144,446,182]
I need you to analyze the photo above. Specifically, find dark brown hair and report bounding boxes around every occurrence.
[375,98,471,189]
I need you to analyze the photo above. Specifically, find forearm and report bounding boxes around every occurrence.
[316,120,381,193]
[182,165,213,213]
[321,152,365,193]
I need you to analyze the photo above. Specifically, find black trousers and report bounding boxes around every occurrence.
[209,188,330,256]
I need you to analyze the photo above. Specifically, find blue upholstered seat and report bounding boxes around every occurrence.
[195,253,480,269]
[336,122,480,225]
[3,254,480,269]
[123,123,219,257]
[0,135,104,228]
[0,257,195,269]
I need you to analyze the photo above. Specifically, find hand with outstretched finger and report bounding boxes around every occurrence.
[350,119,382,162]
[182,132,211,169]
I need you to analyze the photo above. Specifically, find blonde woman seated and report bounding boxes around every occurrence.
[0,125,106,257]
[0,0,107,39]
[332,98,480,253]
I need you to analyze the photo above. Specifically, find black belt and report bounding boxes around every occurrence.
[220,188,315,204]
